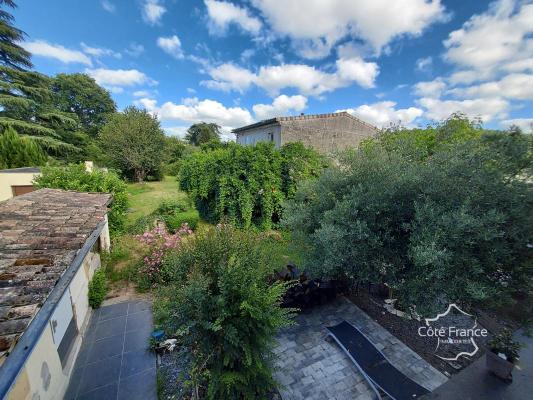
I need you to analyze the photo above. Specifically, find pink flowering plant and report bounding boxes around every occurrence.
[136,222,193,289]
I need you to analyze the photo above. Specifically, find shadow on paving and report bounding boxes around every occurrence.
[64,300,156,400]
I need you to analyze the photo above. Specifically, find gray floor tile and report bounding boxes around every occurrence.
[94,315,126,340]
[78,355,121,394]
[128,300,151,315]
[64,366,83,400]
[124,330,149,353]
[118,368,157,400]
[77,383,118,400]
[97,302,130,322]
[121,348,156,378]
[126,310,152,333]
[86,334,124,363]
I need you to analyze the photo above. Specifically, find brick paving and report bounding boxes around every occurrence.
[273,297,448,400]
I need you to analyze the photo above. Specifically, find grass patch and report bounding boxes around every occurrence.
[126,176,188,227]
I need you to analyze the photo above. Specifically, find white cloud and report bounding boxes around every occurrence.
[500,118,533,133]
[86,68,156,88]
[252,94,307,120]
[417,97,509,123]
[137,97,254,129]
[22,40,92,65]
[205,0,262,35]
[164,126,189,138]
[203,57,379,96]
[101,0,115,13]
[80,42,121,59]
[142,0,166,25]
[340,101,423,127]
[413,78,446,97]
[125,42,145,57]
[157,35,184,59]
[252,0,446,58]
[416,56,432,72]
[443,0,533,82]
[449,73,533,100]
[133,90,153,97]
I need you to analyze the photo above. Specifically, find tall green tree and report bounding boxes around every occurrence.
[0,0,32,70]
[0,126,46,168]
[99,106,165,182]
[51,73,116,137]
[185,122,221,146]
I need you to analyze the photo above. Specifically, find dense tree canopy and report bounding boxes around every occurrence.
[285,118,533,316]
[0,0,32,70]
[185,122,221,145]
[99,106,166,182]
[0,126,46,168]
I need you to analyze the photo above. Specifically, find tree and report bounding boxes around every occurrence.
[51,73,116,137]
[99,106,165,182]
[0,0,32,70]
[0,126,46,169]
[185,122,221,146]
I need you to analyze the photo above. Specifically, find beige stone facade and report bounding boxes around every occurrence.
[234,112,377,153]
[0,167,40,202]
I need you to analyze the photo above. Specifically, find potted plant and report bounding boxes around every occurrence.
[486,329,521,381]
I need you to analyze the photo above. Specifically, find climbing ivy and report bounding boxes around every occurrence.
[179,142,325,229]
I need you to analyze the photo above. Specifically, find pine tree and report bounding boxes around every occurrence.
[0,1,78,156]
[0,126,46,169]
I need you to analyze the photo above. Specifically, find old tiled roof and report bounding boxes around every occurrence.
[232,111,377,133]
[0,189,111,360]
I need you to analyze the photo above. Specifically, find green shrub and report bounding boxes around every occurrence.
[284,128,533,316]
[179,141,325,229]
[88,268,107,308]
[164,209,200,231]
[156,197,191,215]
[34,164,128,235]
[154,226,295,399]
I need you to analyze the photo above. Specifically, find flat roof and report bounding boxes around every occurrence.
[0,188,111,363]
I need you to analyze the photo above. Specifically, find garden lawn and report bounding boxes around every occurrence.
[126,176,187,227]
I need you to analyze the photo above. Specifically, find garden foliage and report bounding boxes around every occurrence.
[179,142,325,229]
[154,225,294,399]
[88,268,107,308]
[285,119,533,316]
[0,127,47,169]
[34,164,129,234]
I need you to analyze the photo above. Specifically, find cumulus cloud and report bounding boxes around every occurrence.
[443,0,533,83]
[416,97,509,123]
[157,35,184,59]
[252,94,307,120]
[448,73,533,100]
[80,42,121,59]
[142,0,166,25]
[22,40,92,65]
[416,56,432,72]
[86,68,156,88]
[101,0,115,13]
[252,0,446,58]
[412,78,447,97]
[202,57,379,96]
[136,97,254,130]
[125,42,145,57]
[205,0,262,35]
[500,118,533,133]
[340,101,423,128]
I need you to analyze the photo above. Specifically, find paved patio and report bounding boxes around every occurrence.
[273,297,448,400]
[64,300,156,400]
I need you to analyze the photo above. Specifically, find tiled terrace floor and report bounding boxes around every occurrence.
[273,297,448,400]
[64,300,156,400]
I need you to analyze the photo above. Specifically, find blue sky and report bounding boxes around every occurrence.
[14,0,533,139]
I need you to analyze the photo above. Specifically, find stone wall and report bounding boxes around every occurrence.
[279,113,377,153]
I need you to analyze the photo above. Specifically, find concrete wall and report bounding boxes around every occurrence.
[279,114,377,153]
[6,232,108,400]
[0,172,39,202]
[236,124,282,148]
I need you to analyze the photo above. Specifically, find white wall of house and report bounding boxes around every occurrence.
[6,229,108,400]
[0,172,40,202]
[236,124,282,148]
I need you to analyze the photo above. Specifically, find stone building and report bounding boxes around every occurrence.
[0,189,111,400]
[233,111,377,153]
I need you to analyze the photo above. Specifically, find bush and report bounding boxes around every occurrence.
[179,142,325,229]
[156,198,191,215]
[284,129,533,316]
[164,210,200,231]
[88,268,107,308]
[154,226,295,399]
[34,164,129,235]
